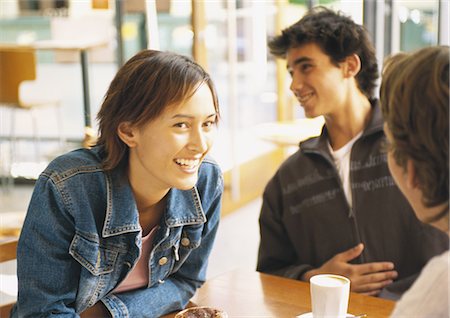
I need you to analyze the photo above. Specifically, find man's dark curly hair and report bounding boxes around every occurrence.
[269,6,379,99]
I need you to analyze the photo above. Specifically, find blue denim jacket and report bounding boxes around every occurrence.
[11,146,223,318]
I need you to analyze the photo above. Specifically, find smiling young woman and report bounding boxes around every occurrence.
[11,50,224,318]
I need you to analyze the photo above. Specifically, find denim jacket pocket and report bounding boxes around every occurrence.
[69,233,118,276]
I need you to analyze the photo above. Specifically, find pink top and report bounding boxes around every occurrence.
[113,226,158,293]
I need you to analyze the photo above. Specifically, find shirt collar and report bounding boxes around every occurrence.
[300,99,383,153]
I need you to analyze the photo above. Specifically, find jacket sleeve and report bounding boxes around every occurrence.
[102,175,223,318]
[256,174,313,280]
[13,175,80,317]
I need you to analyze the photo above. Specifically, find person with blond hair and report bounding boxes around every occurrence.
[380,45,449,317]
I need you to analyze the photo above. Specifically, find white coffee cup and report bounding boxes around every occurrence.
[310,274,350,318]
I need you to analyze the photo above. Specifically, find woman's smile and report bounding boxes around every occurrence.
[174,157,201,173]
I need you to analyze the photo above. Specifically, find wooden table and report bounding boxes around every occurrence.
[162,269,395,318]
[0,237,18,317]
[0,237,18,262]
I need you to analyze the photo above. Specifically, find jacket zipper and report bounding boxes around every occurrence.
[348,140,365,263]
[306,148,365,263]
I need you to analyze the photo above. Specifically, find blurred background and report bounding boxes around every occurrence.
[0,0,448,310]
[0,0,448,213]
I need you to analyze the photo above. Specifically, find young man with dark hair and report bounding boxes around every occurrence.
[257,7,448,298]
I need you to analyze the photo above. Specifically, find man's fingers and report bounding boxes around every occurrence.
[351,271,398,294]
[336,243,364,262]
[352,278,393,294]
[352,261,396,275]
[358,271,397,284]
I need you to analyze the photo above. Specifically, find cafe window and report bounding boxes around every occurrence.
[392,0,441,53]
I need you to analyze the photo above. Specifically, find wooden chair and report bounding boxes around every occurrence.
[0,237,18,317]
[0,45,63,187]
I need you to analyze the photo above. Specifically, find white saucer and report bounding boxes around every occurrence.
[296,313,354,318]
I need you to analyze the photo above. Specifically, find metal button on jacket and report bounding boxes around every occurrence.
[158,257,168,266]
[181,237,190,247]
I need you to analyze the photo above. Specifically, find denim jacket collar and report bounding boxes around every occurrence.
[102,169,140,238]
[99,153,206,237]
[165,187,206,227]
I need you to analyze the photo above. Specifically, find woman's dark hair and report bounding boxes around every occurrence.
[96,50,220,170]
[268,6,379,98]
[380,45,449,215]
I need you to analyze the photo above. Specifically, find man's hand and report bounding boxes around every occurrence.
[301,243,398,296]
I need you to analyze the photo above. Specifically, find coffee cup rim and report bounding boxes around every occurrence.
[310,274,350,286]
